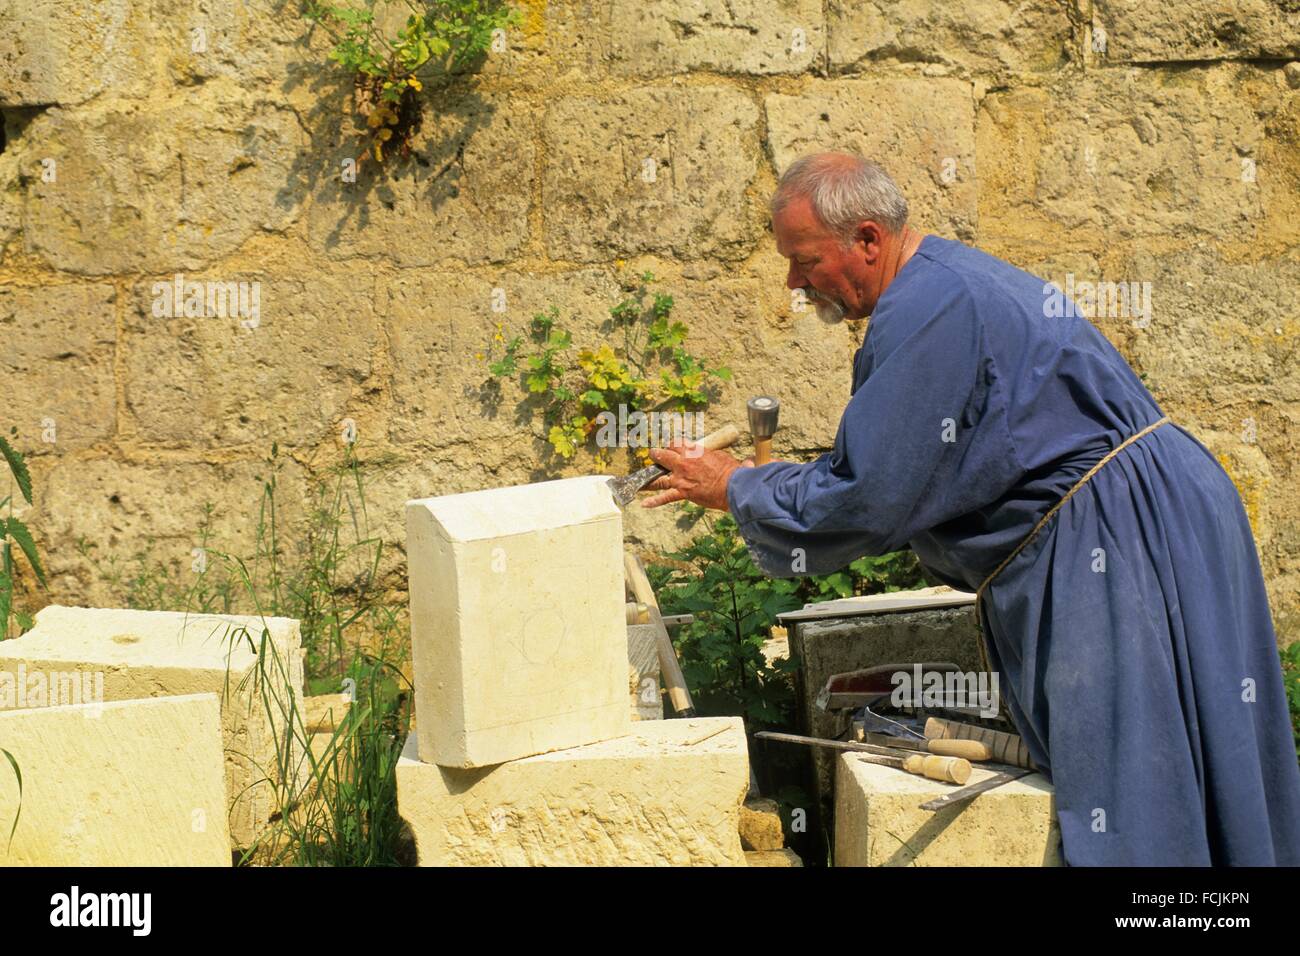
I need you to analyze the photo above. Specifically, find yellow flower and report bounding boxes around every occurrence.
[476,352,485,361]
[408,77,423,92]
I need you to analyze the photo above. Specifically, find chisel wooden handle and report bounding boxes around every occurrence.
[691,424,741,452]
[925,717,1033,769]
[902,754,971,785]
[624,552,695,718]
[925,738,993,761]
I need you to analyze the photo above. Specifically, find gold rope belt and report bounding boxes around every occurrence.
[972,416,1172,679]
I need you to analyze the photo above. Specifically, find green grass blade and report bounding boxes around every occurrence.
[0,436,32,505]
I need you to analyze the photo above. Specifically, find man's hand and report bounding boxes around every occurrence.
[640,441,753,510]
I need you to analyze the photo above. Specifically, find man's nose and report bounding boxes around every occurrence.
[786,263,804,291]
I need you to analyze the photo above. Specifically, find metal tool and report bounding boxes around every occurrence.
[754,731,971,785]
[918,767,1036,811]
[746,396,780,465]
[606,424,741,507]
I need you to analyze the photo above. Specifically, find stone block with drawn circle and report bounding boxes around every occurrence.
[405,476,632,768]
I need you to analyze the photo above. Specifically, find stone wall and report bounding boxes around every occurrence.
[2,1,1297,641]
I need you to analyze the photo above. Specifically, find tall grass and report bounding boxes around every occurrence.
[83,442,414,866]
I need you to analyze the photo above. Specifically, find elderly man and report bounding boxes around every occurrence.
[643,150,1300,867]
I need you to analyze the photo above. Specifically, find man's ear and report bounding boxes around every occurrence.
[856,220,884,263]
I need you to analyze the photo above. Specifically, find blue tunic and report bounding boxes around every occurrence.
[728,235,1300,866]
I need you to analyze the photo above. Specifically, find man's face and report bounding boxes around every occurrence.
[773,194,874,323]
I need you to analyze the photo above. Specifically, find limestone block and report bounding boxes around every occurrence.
[626,623,663,720]
[406,476,632,768]
[1094,0,1300,63]
[765,79,977,242]
[976,66,1282,252]
[607,0,824,76]
[384,268,622,450]
[0,605,305,848]
[0,0,152,106]
[827,0,1071,75]
[395,717,749,865]
[0,694,230,866]
[306,91,533,267]
[29,455,310,608]
[542,87,762,262]
[781,602,984,835]
[745,849,802,867]
[19,98,304,275]
[121,272,379,447]
[739,797,784,850]
[834,754,1062,866]
[0,283,117,452]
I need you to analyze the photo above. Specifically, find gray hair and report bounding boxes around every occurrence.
[770,151,909,244]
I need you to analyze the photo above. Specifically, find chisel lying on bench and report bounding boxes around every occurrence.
[754,731,972,785]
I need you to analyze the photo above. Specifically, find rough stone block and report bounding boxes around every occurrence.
[608,0,824,76]
[29,455,310,609]
[542,87,762,262]
[834,753,1062,866]
[976,66,1283,252]
[0,605,305,848]
[765,79,977,242]
[406,476,632,768]
[626,622,663,720]
[0,0,151,106]
[779,595,984,837]
[19,98,304,275]
[739,796,784,850]
[0,283,117,452]
[395,717,749,865]
[121,272,379,447]
[827,0,1071,75]
[0,694,230,866]
[745,849,802,867]
[306,91,533,267]
[1094,0,1300,63]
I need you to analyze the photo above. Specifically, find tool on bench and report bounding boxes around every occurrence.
[754,731,972,785]
[918,767,1037,811]
[624,551,696,718]
[814,662,964,713]
[746,396,780,465]
[924,717,1035,770]
[858,731,993,762]
[606,424,741,507]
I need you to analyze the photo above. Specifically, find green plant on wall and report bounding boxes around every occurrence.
[0,429,45,641]
[301,0,520,165]
[482,272,732,470]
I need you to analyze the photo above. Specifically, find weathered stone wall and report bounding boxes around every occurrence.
[2,2,1297,641]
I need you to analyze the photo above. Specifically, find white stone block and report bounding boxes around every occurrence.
[396,716,749,866]
[0,605,305,848]
[406,476,631,768]
[0,694,230,866]
[834,753,1062,866]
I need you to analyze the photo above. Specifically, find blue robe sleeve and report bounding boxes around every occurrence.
[726,281,1022,577]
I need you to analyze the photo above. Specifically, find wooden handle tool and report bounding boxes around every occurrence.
[624,552,695,718]
[925,717,1034,769]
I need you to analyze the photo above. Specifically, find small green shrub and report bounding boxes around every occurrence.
[1282,641,1300,761]
[481,272,731,470]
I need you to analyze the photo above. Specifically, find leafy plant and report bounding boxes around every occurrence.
[1282,641,1300,761]
[482,273,732,469]
[0,429,46,640]
[301,0,520,165]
